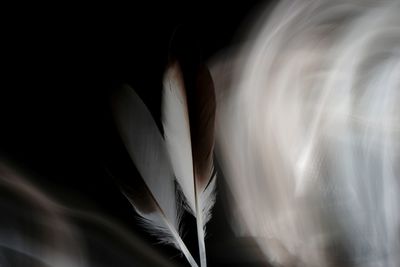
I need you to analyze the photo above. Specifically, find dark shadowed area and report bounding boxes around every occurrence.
[1,1,269,266]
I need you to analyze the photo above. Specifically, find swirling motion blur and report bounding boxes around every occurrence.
[213,0,400,266]
[0,164,174,267]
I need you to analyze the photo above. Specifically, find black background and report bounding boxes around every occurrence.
[1,1,270,266]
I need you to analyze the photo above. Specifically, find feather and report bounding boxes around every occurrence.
[113,86,198,267]
[162,62,217,267]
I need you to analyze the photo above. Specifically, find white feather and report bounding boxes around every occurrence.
[114,86,198,267]
[162,63,217,267]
